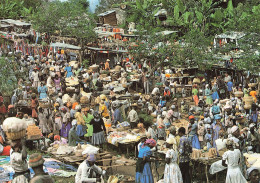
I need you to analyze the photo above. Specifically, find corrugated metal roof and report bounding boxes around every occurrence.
[1,19,31,26]
[50,42,81,50]
[98,10,116,17]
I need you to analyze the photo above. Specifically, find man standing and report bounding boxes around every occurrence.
[31,68,40,88]
[178,127,192,183]
[127,104,139,129]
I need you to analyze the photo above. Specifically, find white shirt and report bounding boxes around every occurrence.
[31,71,39,81]
[75,160,103,183]
[127,109,139,123]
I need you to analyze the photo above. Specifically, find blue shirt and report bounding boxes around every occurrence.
[227,81,233,92]
[138,146,151,158]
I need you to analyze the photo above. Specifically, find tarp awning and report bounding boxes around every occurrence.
[1,19,31,27]
[50,42,81,50]
[215,31,246,40]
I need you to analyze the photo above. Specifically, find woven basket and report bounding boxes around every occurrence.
[248,83,257,88]
[234,91,243,97]
[39,102,51,108]
[193,78,200,83]
[6,130,26,140]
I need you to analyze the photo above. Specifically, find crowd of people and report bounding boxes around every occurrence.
[0,48,260,183]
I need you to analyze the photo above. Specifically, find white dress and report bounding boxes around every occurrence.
[164,149,183,183]
[222,149,247,183]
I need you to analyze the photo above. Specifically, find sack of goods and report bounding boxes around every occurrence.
[27,124,42,139]
[3,117,27,140]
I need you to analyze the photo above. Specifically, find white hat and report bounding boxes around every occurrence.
[171,105,176,109]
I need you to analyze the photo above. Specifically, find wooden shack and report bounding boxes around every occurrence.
[98,10,117,26]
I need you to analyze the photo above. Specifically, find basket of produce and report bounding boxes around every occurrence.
[39,100,51,108]
[248,83,257,88]
[193,78,200,84]
[3,117,27,140]
[80,96,89,104]
[234,91,243,98]
[89,64,99,71]
[27,124,42,139]
[244,96,254,105]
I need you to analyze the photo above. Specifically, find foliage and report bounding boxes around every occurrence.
[0,57,17,96]
[30,0,97,43]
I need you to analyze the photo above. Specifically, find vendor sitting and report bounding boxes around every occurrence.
[75,154,106,183]
[51,135,68,146]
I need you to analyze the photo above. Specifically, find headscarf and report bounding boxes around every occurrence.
[54,135,60,141]
[144,138,156,147]
[189,115,195,120]
[86,154,96,162]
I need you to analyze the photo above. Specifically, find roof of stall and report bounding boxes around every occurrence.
[215,31,246,39]
[50,42,81,50]
[98,10,116,17]
[1,19,31,27]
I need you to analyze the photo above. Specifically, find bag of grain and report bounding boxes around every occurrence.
[3,117,27,140]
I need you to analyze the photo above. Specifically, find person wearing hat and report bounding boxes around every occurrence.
[90,112,106,146]
[164,137,183,183]
[75,154,106,183]
[222,139,246,183]
[68,119,82,146]
[127,104,139,129]
[247,167,260,183]
[29,153,54,183]
[105,59,110,71]
[188,115,201,149]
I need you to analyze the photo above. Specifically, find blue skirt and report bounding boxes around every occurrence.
[140,162,154,183]
[76,125,86,137]
[190,134,201,149]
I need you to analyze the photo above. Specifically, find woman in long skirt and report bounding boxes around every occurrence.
[205,84,213,105]
[83,108,94,140]
[136,139,156,183]
[164,138,183,183]
[90,112,106,146]
[222,139,246,183]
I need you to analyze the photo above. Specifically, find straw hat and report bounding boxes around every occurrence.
[106,59,110,62]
